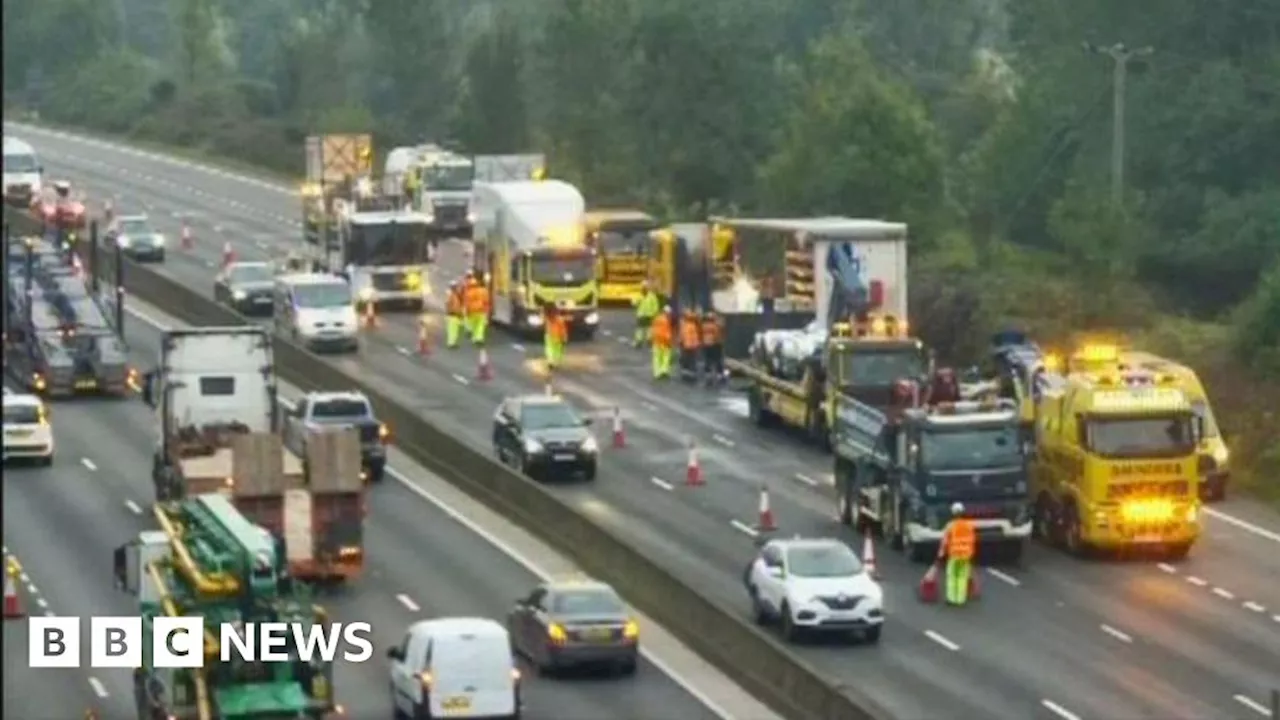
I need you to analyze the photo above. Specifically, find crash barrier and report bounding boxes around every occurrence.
[6,207,892,720]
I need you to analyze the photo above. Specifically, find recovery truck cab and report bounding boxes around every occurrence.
[283,390,390,483]
[834,397,1033,563]
[472,179,599,339]
[1030,350,1202,559]
[142,326,366,582]
[305,206,433,312]
[584,209,659,304]
[113,493,339,719]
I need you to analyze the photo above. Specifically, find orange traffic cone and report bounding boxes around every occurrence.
[181,222,193,250]
[861,529,879,580]
[221,241,235,267]
[611,407,625,449]
[685,440,703,487]
[476,348,493,381]
[417,319,431,356]
[756,485,776,531]
[918,563,940,604]
[968,571,981,601]
[4,563,24,619]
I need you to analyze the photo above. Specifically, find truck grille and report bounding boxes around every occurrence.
[371,273,411,292]
[433,203,468,225]
[817,595,865,611]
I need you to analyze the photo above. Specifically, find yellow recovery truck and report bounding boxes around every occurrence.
[584,209,660,305]
[1030,344,1202,559]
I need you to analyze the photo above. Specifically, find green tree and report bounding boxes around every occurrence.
[451,9,530,153]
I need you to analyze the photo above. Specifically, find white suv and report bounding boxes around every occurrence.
[744,537,883,643]
[3,392,55,465]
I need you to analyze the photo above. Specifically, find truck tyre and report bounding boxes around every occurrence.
[1062,503,1088,557]
[1004,539,1025,566]
[889,501,905,551]
[836,489,853,526]
[368,464,385,483]
[747,388,772,427]
[1033,494,1058,546]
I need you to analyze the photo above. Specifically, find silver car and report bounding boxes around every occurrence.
[110,214,166,262]
[507,578,639,676]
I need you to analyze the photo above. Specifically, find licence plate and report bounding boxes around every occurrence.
[553,453,575,461]
[441,695,472,711]
[582,628,612,641]
[253,296,271,304]
[75,380,97,389]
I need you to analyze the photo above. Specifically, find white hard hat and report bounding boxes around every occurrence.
[951,502,964,515]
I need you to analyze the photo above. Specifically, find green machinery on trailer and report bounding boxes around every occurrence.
[113,493,339,719]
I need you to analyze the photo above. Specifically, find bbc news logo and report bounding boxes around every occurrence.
[29,617,374,668]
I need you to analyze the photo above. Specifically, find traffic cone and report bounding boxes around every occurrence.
[476,349,493,381]
[221,241,235,267]
[756,485,776,531]
[967,571,981,601]
[685,440,703,487]
[181,222,193,250]
[3,563,24,619]
[917,563,940,604]
[861,529,879,580]
[417,319,431,356]
[611,407,626,449]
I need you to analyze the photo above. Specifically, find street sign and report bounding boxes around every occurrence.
[305,134,374,183]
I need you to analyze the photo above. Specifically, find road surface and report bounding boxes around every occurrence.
[12,120,1280,719]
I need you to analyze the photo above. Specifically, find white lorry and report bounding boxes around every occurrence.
[383,144,477,236]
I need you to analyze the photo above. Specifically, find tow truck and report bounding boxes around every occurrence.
[112,492,340,719]
[834,395,1033,563]
[584,209,660,304]
[143,326,367,582]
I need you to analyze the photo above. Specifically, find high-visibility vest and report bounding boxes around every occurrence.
[445,290,464,316]
[701,318,722,345]
[943,519,976,560]
[464,285,489,314]
[651,315,673,347]
[679,318,701,350]
[546,314,568,342]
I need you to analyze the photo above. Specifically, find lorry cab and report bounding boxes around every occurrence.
[273,273,359,353]
[1030,361,1202,559]
[338,210,434,312]
[584,209,658,304]
[388,617,520,720]
[3,136,43,207]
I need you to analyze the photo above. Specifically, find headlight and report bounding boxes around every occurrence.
[467,211,477,223]
[1213,446,1230,465]
[154,235,166,246]
[584,312,599,325]
[118,235,132,247]
[1185,505,1198,523]
[581,435,598,453]
[523,439,543,454]
[527,314,544,327]
[233,290,247,300]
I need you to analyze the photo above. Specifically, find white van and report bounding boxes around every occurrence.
[3,137,43,207]
[273,273,359,353]
[387,617,521,720]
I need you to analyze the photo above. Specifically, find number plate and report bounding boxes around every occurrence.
[442,695,472,711]
[553,453,575,461]
[74,380,97,390]
[582,627,613,641]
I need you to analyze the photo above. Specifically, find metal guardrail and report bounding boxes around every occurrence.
[6,207,893,720]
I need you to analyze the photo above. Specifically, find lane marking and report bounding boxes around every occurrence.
[712,434,735,448]
[395,594,421,612]
[1242,601,1265,613]
[923,630,960,651]
[450,373,471,386]
[124,500,143,515]
[1212,587,1235,600]
[642,401,658,411]
[1041,699,1082,720]
[36,597,48,609]
[1156,562,1177,574]
[729,520,759,538]
[1203,507,1280,544]
[88,677,109,698]
[511,344,525,353]
[1272,614,1280,623]
[1099,624,1133,643]
[80,458,98,471]
[650,477,674,492]
[794,473,818,486]
[1232,694,1271,716]
[1186,575,1208,587]
[986,568,1021,587]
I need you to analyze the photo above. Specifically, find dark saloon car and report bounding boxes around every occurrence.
[507,578,639,675]
[214,261,276,316]
[492,394,597,481]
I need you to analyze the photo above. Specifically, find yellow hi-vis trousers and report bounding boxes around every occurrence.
[634,315,654,346]
[652,345,673,378]
[544,335,565,368]
[446,315,463,348]
[945,557,972,605]
[467,313,488,345]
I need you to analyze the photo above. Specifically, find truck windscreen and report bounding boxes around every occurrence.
[1084,415,1197,459]
[424,163,474,191]
[834,347,925,387]
[596,228,650,255]
[347,221,431,266]
[530,253,594,287]
[921,425,1023,470]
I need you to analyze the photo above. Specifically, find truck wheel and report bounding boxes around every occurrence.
[368,465,385,483]
[1062,504,1088,557]
[1004,540,1025,566]
[1033,494,1058,546]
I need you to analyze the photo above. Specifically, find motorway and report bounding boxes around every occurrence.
[2,318,731,717]
[11,120,1280,719]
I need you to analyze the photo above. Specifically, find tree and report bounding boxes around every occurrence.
[451,9,530,153]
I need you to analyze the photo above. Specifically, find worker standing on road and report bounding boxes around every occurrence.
[938,502,977,606]
[700,310,724,386]
[464,273,491,346]
[651,308,674,380]
[678,308,703,383]
[444,281,465,349]
[543,303,569,370]
[403,166,421,208]
[632,281,660,348]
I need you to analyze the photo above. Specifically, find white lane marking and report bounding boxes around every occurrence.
[80,458,98,471]
[36,597,48,609]
[642,401,658,411]
[26,583,38,594]
[1100,624,1133,643]
[395,594,421,612]
[1232,694,1271,716]
[45,609,55,617]
[712,434,735,448]
[88,677,109,698]
[511,344,525,353]
[19,573,30,583]
[1274,614,1280,623]
[121,290,748,720]
[1041,699,1082,720]
[1204,507,1280,544]
[923,630,960,651]
[1242,600,1265,613]
[794,473,818,486]
[394,346,410,356]
[124,500,143,515]
[729,520,759,538]
[1156,562,1177,574]
[1212,587,1235,600]
[1186,575,1208,587]
[650,477,674,492]
[986,568,1021,587]
[450,373,471,386]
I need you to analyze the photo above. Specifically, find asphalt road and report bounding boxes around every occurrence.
[2,323,718,719]
[14,120,1280,719]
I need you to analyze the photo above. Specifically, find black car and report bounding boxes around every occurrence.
[214,261,276,316]
[107,214,167,262]
[508,578,639,676]
[492,394,598,481]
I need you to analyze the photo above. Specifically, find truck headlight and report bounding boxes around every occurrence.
[527,314,544,327]
[358,287,374,301]
[584,312,599,325]
[524,439,543,454]
[233,290,247,300]
[467,211,477,223]
[1185,504,1198,523]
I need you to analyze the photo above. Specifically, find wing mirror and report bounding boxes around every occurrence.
[386,646,403,661]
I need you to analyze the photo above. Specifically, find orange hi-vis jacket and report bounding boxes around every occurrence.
[546,313,568,342]
[651,314,674,348]
[464,283,490,314]
[445,289,465,316]
[679,316,701,350]
[701,317,722,346]
[941,518,977,560]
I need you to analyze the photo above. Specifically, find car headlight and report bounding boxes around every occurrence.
[118,235,131,247]
[581,435,598,453]
[527,314,544,327]
[154,235,166,246]
[584,312,599,325]
[523,439,543,454]
[233,290,247,300]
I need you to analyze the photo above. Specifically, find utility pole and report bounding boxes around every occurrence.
[1084,42,1154,204]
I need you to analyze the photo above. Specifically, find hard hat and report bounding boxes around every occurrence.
[663,305,672,313]
[951,502,965,515]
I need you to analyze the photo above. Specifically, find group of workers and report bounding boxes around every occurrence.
[443,271,491,348]
[632,282,724,384]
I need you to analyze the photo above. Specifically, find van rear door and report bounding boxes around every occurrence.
[430,633,517,718]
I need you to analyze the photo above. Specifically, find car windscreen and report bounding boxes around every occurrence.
[119,219,152,236]
[4,154,39,173]
[786,544,862,577]
[3,404,41,424]
[293,282,352,308]
[310,399,370,418]
[520,403,581,430]
[230,265,273,283]
[551,589,625,616]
